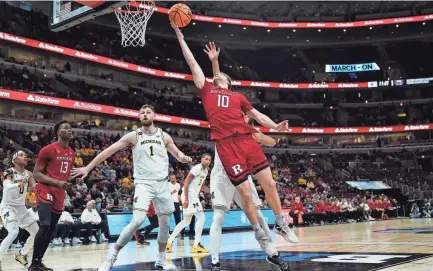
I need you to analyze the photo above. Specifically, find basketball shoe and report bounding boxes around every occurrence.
[254,227,278,257]
[274,223,299,243]
[15,251,28,266]
[191,243,209,253]
[210,262,221,271]
[266,253,291,271]
[166,241,173,252]
[98,255,117,271]
[155,253,176,270]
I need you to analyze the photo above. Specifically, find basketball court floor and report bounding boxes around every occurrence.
[2,219,432,270]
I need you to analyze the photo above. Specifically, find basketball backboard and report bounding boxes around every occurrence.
[49,0,124,32]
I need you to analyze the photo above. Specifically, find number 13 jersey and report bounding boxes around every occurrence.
[132,127,169,183]
[199,81,257,140]
[35,142,76,184]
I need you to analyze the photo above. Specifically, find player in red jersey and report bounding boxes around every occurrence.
[28,120,75,271]
[172,23,296,271]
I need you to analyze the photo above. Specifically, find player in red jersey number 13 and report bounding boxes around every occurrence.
[172,22,296,271]
[28,120,75,271]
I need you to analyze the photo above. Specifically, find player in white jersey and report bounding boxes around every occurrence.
[166,153,212,253]
[71,104,192,271]
[0,151,39,269]
[209,115,298,271]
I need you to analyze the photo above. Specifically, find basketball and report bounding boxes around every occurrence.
[169,3,192,27]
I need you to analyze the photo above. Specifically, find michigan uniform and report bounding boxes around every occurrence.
[0,168,36,228]
[210,146,262,212]
[132,127,175,215]
[181,163,209,215]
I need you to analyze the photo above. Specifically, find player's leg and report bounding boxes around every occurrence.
[244,136,298,244]
[233,177,272,239]
[209,166,233,270]
[99,183,152,271]
[15,207,38,266]
[166,214,192,252]
[0,207,20,267]
[215,141,260,226]
[153,180,176,270]
[191,211,208,252]
[30,189,56,271]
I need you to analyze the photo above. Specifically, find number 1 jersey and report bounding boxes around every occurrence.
[199,81,258,140]
[35,142,76,184]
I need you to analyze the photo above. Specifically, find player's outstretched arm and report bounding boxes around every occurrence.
[203,42,221,76]
[252,132,277,147]
[170,21,206,89]
[71,132,136,179]
[247,108,290,132]
[163,132,192,163]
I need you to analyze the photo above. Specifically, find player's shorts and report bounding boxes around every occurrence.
[210,166,262,212]
[133,180,175,215]
[0,205,37,228]
[35,183,66,214]
[181,195,203,216]
[216,133,269,186]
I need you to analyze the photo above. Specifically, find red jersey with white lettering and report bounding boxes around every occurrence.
[199,81,258,140]
[36,142,76,183]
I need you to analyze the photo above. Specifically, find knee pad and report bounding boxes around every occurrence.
[157,214,170,243]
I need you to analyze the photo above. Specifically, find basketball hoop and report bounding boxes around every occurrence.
[114,1,155,47]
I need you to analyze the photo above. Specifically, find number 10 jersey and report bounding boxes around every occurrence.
[132,127,169,183]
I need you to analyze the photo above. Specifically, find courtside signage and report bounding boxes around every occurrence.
[0,31,371,90]
[129,2,433,29]
[0,88,432,134]
[325,63,380,73]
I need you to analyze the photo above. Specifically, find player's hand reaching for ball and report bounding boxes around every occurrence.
[71,167,90,180]
[275,120,290,132]
[170,21,184,40]
[203,42,220,61]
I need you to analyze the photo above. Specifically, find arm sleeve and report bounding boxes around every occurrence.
[3,179,19,188]
[239,94,254,113]
[36,146,53,168]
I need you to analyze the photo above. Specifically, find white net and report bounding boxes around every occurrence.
[114,1,155,47]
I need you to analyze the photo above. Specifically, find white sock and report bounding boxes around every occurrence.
[252,223,261,231]
[210,209,224,264]
[193,212,205,246]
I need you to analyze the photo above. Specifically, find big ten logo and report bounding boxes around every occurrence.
[282,210,293,224]
[240,213,248,224]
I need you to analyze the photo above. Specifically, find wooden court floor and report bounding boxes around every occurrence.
[2,219,432,270]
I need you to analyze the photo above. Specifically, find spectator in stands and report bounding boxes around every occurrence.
[74,153,83,167]
[80,201,109,243]
[409,202,421,218]
[30,132,38,142]
[290,197,305,226]
[423,202,432,218]
[75,179,87,191]
[52,209,83,246]
[313,200,328,225]
[26,186,36,206]
[360,199,374,221]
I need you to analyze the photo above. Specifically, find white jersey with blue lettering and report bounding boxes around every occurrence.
[0,168,30,207]
[132,127,169,183]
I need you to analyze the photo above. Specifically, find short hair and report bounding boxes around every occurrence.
[54,120,68,136]
[141,104,155,112]
[201,153,212,159]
